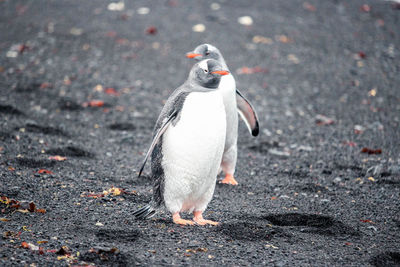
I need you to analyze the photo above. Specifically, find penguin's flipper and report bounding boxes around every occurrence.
[138,111,178,177]
[236,89,259,136]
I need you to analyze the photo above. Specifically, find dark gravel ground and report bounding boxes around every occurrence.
[1,0,400,266]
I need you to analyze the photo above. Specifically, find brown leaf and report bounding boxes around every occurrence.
[28,202,36,212]
[146,26,157,35]
[361,147,382,154]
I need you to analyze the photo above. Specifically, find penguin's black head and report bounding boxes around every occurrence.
[186,44,223,63]
[191,59,229,89]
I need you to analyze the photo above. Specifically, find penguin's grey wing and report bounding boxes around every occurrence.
[236,89,259,136]
[138,110,178,177]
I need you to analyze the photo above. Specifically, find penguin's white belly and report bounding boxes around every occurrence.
[220,74,238,150]
[162,91,226,213]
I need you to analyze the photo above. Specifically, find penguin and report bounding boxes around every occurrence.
[133,59,229,226]
[186,44,259,185]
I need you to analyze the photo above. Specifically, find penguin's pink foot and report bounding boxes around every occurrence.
[172,212,195,225]
[220,173,238,185]
[193,211,219,226]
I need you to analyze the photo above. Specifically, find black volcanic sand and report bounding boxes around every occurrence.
[1,0,399,266]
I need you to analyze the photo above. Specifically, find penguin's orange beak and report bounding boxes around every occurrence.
[211,70,229,76]
[186,53,202,58]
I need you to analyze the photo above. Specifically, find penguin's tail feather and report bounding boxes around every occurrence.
[133,204,156,220]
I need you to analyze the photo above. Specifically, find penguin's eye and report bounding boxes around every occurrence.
[205,51,210,56]
[204,69,208,73]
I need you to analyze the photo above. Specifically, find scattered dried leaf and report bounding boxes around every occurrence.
[82,100,105,107]
[105,88,120,96]
[236,66,268,75]
[361,147,382,154]
[49,155,67,161]
[40,82,52,89]
[276,35,292,43]
[38,169,53,174]
[146,26,157,35]
[252,35,273,44]
[360,219,374,223]
[303,2,316,11]
[28,202,36,212]
[361,4,370,12]
[21,241,30,249]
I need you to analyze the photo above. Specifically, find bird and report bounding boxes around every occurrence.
[186,44,259,186]
[133,59,229,226]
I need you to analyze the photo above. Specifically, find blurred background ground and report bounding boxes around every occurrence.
[0,0,399,266]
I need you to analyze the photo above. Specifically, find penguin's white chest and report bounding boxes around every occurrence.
[161,90,226,213]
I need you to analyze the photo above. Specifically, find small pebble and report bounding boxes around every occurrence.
[70,28,83,36]
[333,177,342,183]
[107,2,125,11]
[210,3,220,10]
[238,16,253,26]
[192,24,206,32]
[137,7,150,15]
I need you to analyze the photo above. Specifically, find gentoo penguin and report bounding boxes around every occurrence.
[134,59,229,226]
[186,44,259,185]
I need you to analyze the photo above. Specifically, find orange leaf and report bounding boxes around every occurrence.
[49,156,67,161]
[36,209,46,213]
[0,218,10,222]
[82,100,105,107]
[21,241,30,249]
[40,82,52,89]
[105,88,120,96]
[38,169,53,174]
